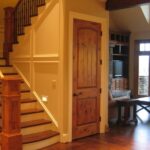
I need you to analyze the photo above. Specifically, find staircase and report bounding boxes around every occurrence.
[1,0,60,149]
[0,56,59,149]
[0,57,59,150]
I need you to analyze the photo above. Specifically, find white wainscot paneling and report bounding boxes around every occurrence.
[33,62,59,122]
[13,62,31,84]
[34,2,60,56]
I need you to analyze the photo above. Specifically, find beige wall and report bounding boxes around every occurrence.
[129,32,150,93]
[11,0,109,142]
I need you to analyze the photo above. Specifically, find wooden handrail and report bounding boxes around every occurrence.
[1,76,22,150]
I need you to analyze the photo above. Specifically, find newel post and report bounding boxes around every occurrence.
[3,7,14,65]
[1,77,22,150]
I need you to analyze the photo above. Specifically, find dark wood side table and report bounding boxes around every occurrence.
[135,97,150,113]
[117,99,137,125]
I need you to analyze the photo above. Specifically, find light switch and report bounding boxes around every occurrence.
[52,80,56,89]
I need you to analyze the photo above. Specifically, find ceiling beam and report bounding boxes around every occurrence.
[106,0,150,10]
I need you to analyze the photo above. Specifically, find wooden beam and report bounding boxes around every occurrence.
[106,0,150,10]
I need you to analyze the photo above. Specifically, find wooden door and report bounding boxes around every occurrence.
[73,19,101,139]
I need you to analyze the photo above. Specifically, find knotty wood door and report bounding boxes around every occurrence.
[72,19,101,139]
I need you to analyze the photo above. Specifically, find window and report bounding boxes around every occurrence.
[138,56,149,96]
[140,43,150,51]
[135,41,150,97]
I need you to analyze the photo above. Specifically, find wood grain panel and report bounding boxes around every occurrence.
[73,19,101,139]
[77,98,97,126]
[77,29,97,88]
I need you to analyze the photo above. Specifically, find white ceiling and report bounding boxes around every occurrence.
[0,0,19,26]
[110,5,150,32]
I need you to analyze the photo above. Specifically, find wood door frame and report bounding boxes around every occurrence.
[68,12,109,141]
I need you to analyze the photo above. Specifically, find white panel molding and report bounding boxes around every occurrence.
[61,134,70,143]
[33,52,59,58]
[12,60,59,64]
[33,54,59,59]
[13,63,31,88]
[12,54,59,62]
[11,57,31,62]
[33,61,59,63]
[58,0,66,143]
[33,91,58,128]
[33,54,59,60]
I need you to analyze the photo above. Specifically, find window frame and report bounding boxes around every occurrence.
[134,40,150,98]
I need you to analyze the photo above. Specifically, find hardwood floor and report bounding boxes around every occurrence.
[41,109,150,150]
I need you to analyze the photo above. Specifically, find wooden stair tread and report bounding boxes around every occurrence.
[21,90,30,93]
[0,73,21,80]
[0,119,51,130]
[21,108,44,115]
[0,65,12,67]
[0,99,36,105]
[21,119,52,128]
[0,90,30,94]
[21,98,37,103]
[23,130,59,144]
[0,108,44,118]
[3,72,18,75]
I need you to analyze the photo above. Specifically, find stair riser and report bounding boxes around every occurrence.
[0,67,16,74]
[0,103,37,112]
[21,92,31,99]
[0,112,45,122]
[21,112,46,122]
[22,123,53,135]
[21,102,37,110]
[0,87,29,93]
[21,83,29,91]
[23,135,60,150]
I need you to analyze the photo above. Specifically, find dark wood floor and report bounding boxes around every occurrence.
[41,109,150,150]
